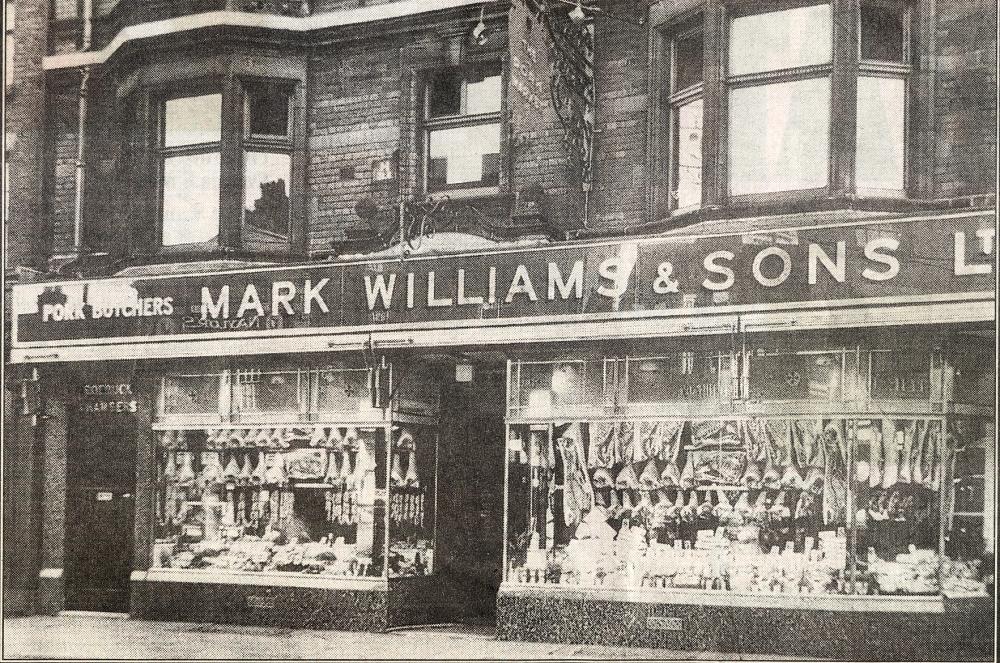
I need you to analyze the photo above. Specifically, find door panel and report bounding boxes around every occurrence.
[65,424,136,613]
[65,488,135,612]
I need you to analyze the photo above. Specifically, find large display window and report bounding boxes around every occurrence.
[503,336,993,604]
[152,358,440,582]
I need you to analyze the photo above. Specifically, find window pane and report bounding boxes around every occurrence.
[674,33,704,91]
[466,71,502,115]
[246,84,291,137]
[729,4,832,76]
[162,152,220,246]
[243,151,291,237]
[428,123,501,187]
[164,94,222,148]
[856,76,905,191]
[427,70,462,118]
[861,2,905,62]
[728,77,830,195]
[673,97,703,208]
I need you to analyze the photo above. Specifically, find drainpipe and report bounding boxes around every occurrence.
[73,0,93,254]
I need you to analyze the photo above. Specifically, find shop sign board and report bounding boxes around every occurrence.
[11,214,995,348]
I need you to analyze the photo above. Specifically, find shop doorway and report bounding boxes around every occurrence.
[65,425,136,612]
[435,361,506,624]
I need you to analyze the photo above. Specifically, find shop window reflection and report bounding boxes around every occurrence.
[504,345,991,601]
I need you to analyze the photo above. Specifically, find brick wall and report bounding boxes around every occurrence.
[5,0,50,269]
[27,0,1000,267]
[589,0,648,229]
[47,79,82,257]
[307,37,403,252]
[934,0,997,198]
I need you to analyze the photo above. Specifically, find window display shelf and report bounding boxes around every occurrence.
[134,567,389,591]
[499,581,949,613]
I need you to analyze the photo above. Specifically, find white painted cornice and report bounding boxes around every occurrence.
[44,0,487,71]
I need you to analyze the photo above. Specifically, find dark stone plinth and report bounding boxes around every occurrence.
[37,575,65,616]
[131,580,390,631]
[497,589,994,660]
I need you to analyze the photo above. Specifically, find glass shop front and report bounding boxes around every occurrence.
[150,358,440,581]
[501,330,994,617]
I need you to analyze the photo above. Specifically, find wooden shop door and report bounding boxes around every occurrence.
[65,426,136,613]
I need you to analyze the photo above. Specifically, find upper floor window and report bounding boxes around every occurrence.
[160,92,223,248]
[655,0,911,218]
[856,0,909,195]
[727,3,833,197]
[668,28,704,211]
[424,63,503,194]
[242,82,293,248]
[156,80,297,252]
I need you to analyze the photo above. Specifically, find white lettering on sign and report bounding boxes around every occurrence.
[35,224,990,332]
[506,265,539,303]
[862,237,901,282]
[43,297,174,322]
[954,229,996,276]
[752,247,792,287]
[703,250,736,291]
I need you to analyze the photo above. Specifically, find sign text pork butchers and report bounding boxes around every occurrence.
[12,215,996,345]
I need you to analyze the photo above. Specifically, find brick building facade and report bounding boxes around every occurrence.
[4,0,996,656]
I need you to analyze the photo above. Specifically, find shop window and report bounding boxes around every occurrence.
[726,4,832,197]
[234,367,305,416]
[160,372,225,418]
[388,424,438,577]
[154,79,299,254]
[748,349,846,403]
[504,346,991,599]
[424,64,502,193]
[152,359,442,580]
[625,352,732,405]
[668,29,703,211]
[868,349,932,401]
[655,0,913,219]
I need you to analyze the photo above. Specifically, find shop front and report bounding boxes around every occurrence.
[10,210,995,655]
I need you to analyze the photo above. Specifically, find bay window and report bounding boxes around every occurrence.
[153,76,301,255]
[242,82,293,249]
[653,0,913,218]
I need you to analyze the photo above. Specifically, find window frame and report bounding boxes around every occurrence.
[722,0,836,202]
[854,0,912,198]
[421,62,505,199]
[667,25,705,214]
[148,72,304,257]
[650,0,915,223]
[240,77,296,244]
[155,82,225,252]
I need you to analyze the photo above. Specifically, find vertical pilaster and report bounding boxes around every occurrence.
[37,389,68,615]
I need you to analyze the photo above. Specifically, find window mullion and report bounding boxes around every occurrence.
[219,75,244,252]
[830,0,860,196]
[701,0,725,208]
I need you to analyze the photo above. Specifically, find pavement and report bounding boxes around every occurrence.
[2,613,812,660]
